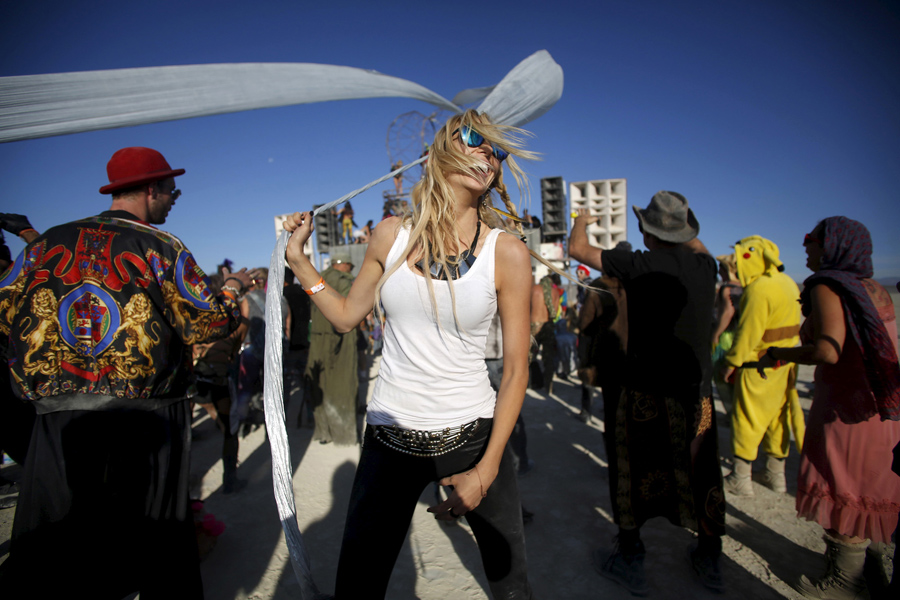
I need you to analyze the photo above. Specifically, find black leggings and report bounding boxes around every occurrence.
[334,420,533,600]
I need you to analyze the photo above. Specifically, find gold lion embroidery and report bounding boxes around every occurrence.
[105,294,160,380]
[161,280,221,344]
[20,288,62,376]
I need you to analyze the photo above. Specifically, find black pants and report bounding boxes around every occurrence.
[335,421,533,600]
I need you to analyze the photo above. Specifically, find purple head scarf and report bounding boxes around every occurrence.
[800,216,900,421]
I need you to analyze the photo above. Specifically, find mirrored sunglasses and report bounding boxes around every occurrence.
[803,233,819,246]
[456,126,509,162]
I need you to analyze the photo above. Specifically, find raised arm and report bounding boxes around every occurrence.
[569,209,604,270]
[284,211,399,333]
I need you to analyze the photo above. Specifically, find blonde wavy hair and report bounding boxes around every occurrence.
[374,109,568,324]
[716,253,737,282]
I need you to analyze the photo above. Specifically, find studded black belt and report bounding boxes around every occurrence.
[372,419,482,457]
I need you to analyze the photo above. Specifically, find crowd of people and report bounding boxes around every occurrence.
[0,110,897,600]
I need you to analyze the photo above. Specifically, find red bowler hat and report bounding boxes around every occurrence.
[99,147,185,194]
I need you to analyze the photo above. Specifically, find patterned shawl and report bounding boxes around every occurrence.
[800,216,900,421]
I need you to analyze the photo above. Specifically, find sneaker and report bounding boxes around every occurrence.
[594,546,649,597]
[689,545,725,593]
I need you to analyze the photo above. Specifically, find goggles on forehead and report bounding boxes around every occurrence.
[455,126,509,162]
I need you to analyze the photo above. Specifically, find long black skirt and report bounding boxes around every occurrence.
[0,400,203,599]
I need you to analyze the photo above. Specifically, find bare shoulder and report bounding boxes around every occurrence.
[495,233,532,288]
[367,217,402,260]
[371,216,402,240]
[810,281,840,303]
[495,232,531,267]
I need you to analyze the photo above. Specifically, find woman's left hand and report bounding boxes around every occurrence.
[427,464,493,521]
[284,211,315,265]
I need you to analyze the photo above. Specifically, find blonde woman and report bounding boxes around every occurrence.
[284,110,537,599]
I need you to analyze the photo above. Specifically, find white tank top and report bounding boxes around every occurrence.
[367,226,502,429]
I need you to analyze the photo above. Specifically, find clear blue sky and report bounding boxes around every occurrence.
[2,0,898,283]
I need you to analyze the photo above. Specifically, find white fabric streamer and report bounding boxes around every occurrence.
[264,231,331,600]
[312,156,426,218]
[0,50,561,143]
[0,63,458,143]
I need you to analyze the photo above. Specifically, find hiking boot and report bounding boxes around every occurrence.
[689,544,725,592]
[594,542,649,597]
[795,534,868,599]
[724,457,754,497]
[758,455,787,493]
[864,542,891,598]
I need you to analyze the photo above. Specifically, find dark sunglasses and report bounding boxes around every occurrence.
[803,233,820,246]
[455,126,509,162]
[155,183,181,200]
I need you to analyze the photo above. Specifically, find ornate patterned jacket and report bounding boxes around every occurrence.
[0,210,242,413]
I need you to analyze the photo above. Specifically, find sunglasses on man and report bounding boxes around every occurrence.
[455,126,509,162]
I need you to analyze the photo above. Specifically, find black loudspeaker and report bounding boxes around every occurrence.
[540,176,567,242]
[312,205,340,254]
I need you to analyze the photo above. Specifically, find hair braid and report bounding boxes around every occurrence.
[494,180,527,240]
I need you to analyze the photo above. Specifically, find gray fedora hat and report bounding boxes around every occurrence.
[632,191,699,244]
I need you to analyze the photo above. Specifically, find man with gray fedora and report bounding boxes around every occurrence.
[570,191,725,595]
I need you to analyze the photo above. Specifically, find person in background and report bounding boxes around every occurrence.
[305,258,359,446]
[575,264,591,307]
[711,253,742,415]
[340,202,356,246]
[570,191,725,595]
[576,262,628,435]
[234,268,286,436]
[391,160,404,197]
[283,268,313,428]
[0,147,254,598]
[757,217,900,599]
[193,273,248,493]
[531,274,561,395]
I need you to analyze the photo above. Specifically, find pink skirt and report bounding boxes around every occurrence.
[796,395,900,543]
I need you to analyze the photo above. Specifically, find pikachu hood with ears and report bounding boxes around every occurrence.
[726,234,804,460]
[734,235,783,288]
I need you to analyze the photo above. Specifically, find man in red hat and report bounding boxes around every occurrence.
[0,147,256,598]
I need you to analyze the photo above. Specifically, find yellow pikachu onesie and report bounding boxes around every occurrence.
[725,236,804,462]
